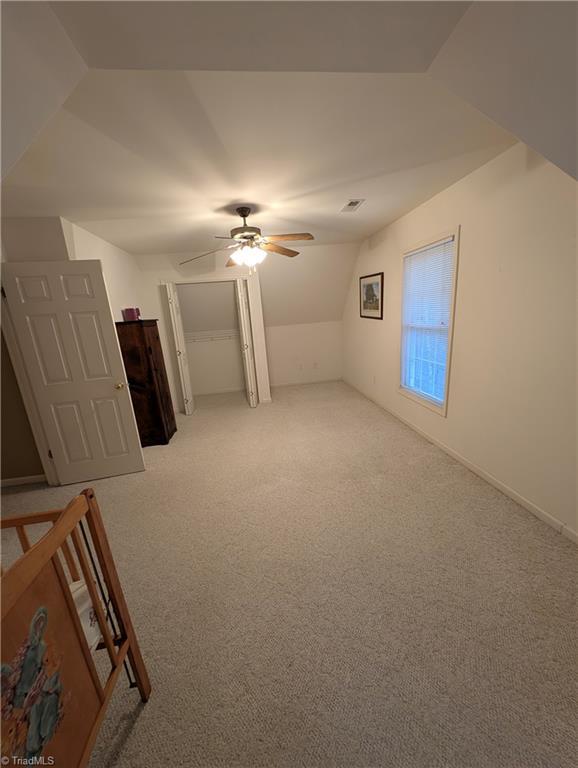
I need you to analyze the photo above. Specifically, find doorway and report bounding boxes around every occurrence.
[164,275,269,413]
[178,280,254,404]
[1,259,145,485]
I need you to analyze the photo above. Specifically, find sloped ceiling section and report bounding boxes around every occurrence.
[4,0,573,338]
[3,70,515,255]
[50,1,469,72]
[4,2,575,185]
[429,1,577,180]
[1,2,87,178]
[256,243,358,327]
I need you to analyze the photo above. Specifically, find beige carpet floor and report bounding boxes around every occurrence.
[1,382,576,767]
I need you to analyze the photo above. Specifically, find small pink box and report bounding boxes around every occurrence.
[122,307,141,321]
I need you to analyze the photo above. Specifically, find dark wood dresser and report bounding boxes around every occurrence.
[116,320,177,446]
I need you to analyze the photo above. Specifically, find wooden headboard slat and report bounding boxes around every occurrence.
[60,537,81,581]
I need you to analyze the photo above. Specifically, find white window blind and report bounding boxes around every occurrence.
[401,235,456,407]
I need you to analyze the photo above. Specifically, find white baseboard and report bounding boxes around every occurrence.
[347,382,577,545]
[561,525,578,544]
[269,377,343,388]
[1,473,46,488]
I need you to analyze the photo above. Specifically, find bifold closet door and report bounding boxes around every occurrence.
[235,279,258,408]
[1,260,145,484]
[162,282,194,415]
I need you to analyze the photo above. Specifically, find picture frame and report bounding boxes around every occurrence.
[359,272,384,319]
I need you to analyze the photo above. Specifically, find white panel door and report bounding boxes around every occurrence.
[162,283,194,415]
[235,279,258,408]
[2,260,145,484]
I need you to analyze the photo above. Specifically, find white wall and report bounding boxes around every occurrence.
[177,281,238,331]
[256,243,357,386]
[343,144,577,537]
[65,221,147,321]
[266,321,343,386]
[184,336,244,395]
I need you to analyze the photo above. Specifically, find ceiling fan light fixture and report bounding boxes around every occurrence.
[245,247,267,267]
[231,244,267,267]
[231,247,247,266]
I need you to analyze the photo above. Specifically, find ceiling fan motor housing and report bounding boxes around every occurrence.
[231,225,261,241]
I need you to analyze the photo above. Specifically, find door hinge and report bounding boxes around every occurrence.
[1,286,6,298]
[48,449,54,459]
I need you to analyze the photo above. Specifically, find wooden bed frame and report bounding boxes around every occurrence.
[1,489,150,766]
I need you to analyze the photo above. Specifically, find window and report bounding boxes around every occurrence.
[400,233,458,413]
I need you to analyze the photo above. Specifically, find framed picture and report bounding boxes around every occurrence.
[359,272,384,319]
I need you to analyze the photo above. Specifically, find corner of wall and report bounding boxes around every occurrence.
[59,217,77,259]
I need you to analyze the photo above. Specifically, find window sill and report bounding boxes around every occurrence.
[398,386,448,417]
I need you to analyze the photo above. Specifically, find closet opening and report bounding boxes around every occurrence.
[164,277,268,413]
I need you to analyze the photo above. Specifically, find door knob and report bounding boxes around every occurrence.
[114,382,126,390]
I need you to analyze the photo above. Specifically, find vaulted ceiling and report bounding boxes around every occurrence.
[1,1,574,259]
[3,69,514,255]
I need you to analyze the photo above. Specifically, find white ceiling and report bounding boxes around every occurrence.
[50,1,469,73]
[3,69,514,256]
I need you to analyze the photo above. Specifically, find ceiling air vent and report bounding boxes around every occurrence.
[340,199,365,213]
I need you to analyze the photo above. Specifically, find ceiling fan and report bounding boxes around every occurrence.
[180,206,314,267]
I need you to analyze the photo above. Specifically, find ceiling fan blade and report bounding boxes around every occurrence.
[214,236,235,239]
[179,243,237,265]
[264,233,314,242]
[262,243,299,258]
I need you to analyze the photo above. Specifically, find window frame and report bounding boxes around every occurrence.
[398,227,460,417]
